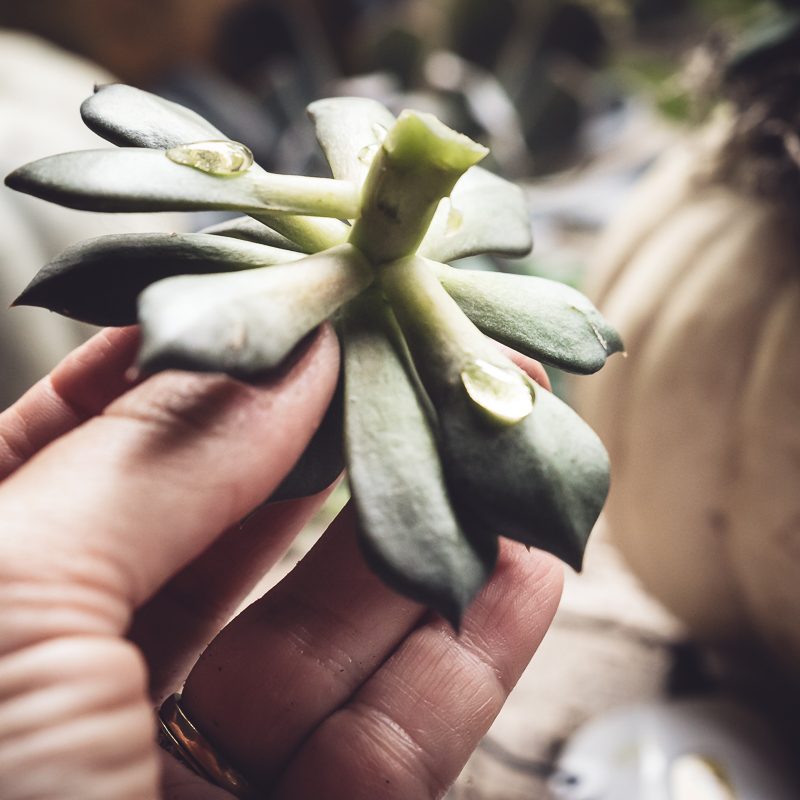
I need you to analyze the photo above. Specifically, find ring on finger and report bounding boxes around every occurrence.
[158,692,261,799]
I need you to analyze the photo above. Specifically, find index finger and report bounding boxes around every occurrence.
[0,326,340,654]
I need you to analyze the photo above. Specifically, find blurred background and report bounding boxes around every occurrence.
[2,1,800,797]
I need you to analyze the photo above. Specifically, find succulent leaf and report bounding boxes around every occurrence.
[138,244,372,377]
[81,83,226,149]
[341,292,496,626]
[431,262,624,373]
[382,256,608,570]
[419,166,532,262]
[14,233,303,326]
[307,96,397,186]
[200,216,306,252]
[80,84,349,252]
[5,149,361,218]
[438,385,610,571]
[269,377,345,502]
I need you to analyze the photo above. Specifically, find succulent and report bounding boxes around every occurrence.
[5,84,622,626]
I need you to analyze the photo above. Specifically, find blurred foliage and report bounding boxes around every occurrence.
[206,0,798,177]
[335,0,796,174]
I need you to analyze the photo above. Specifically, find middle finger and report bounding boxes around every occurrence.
[180,503,426,788]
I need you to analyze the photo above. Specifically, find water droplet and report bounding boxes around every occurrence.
[371,123,388,143]
[445,201,463,235]
[461,359,534,425]
[358,143,381,165]
[166,140,254,176]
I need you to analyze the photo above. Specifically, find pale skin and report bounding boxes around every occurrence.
[0,324,562,799]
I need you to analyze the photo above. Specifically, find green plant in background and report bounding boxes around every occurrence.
[5,85,622,625]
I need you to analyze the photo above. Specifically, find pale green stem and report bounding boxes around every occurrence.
[349,110,488,264]
[252,211,349,253]
[381,255,536,426]
[380,256,492,388]
[251,172,361,219]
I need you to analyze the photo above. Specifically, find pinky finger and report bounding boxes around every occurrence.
[0,327,139,479]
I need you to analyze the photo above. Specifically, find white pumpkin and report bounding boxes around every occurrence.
[577,119,800,673]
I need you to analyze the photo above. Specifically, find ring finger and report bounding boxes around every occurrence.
[179,503,428,789]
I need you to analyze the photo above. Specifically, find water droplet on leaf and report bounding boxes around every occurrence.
[460,359,535,425]
[358,143,381,165]
[166,140,254,176]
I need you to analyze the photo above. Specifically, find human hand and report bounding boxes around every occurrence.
[0,325,562,799]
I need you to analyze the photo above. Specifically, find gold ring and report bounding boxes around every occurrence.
[158,693,261,799]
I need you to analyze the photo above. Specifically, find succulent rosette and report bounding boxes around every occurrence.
[5,84,622,625]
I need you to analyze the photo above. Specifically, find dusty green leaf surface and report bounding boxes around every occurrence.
[438,386,610,571]
[16,233,302,326]
[432,262,624,373]
[382,255,608,570]
[81,83,226,149]
[6,149,359,218]
[308,96,397,185]
[138,244,372,377]
[342,294,496,625]
[420,166,533,262]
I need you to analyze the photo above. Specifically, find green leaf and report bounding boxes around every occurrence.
[341,292,496,626]
[431,262,624,374]
[138,244,372,377]
[5,149,361,218]
[79,84,351,252]
[307,96,397,186]
[200,216,306,252]
[438,386,610,571]
[81,83,226,149]
[381,255,608,570]
[269,377,345,502]
[14,232,302,326]
[419,166,532,263]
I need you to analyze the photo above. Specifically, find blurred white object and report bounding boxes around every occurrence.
[549,699,800,800]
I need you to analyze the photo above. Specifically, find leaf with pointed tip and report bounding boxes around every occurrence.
[382,255,608,572]
[341,292,496,627]
[138,244,372,378]
[79,84,351,252]
[419,166,532,262]
[438,386,610,571]
[200,216,306,252]
[14,232,302,327]
[81,83,226,149]
[269,378,344,502]
[307,96,397,185]
[5,149,361,218]
[431,262,624,374]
